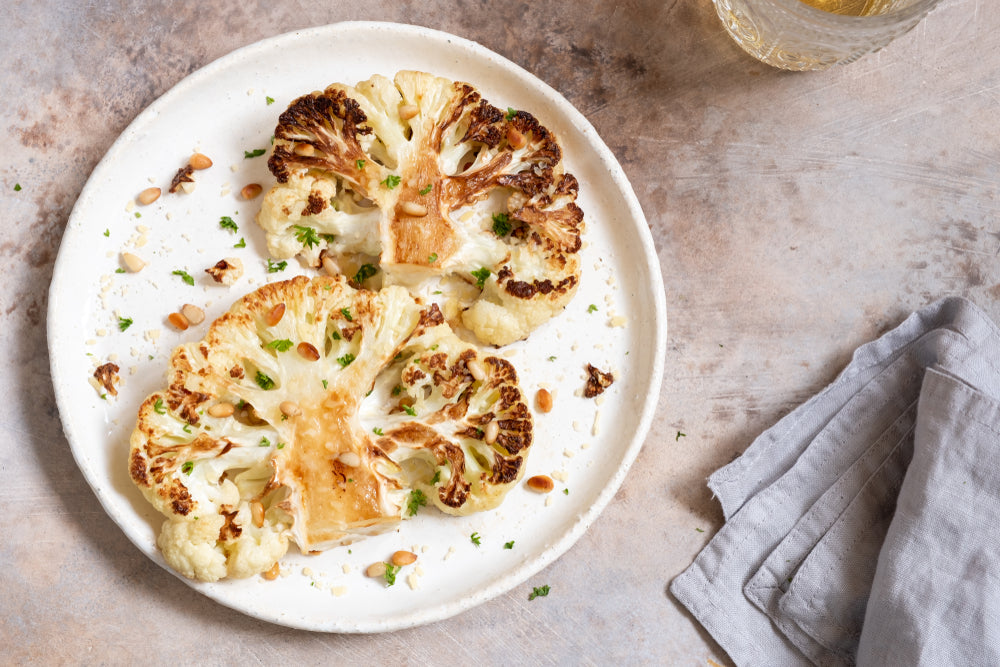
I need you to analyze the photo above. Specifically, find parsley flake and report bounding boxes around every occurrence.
[331,331,342,341]
[219,216,238,232]
[470,532,482,546]
[340,307,353,321]
[118,316,133,332]
[266,259,287,273]
[428,253,438,263]
[430,469,441,485]
[181,461,194,475]
[471,267,490,289]
[676,431,686,441]
[265,96,275,105]
[419,183,433,195]
[381,174,401,189]
[528,584,550,600]
[322,379,328,389]
[259,437,271,447]
[391,385,403,397]
[254,371,275,390]
[153,398,166,414]
[547,355,557,361]
[695,527,705,533]
[373,427,384,436]
[383,563,400,586]
[337,353,356,367]
[356,159,366,170]
[115,268,126,274]
[407,489,427,516]
[182,424,191,434]
[265,339,294,352]
[14,183,22,192]
[276,442,285,449]
[587,304,598,313]
[172,269,194,286]
[103,229,110,237]
[403,404,417,417]
[563,488,569,495]
[504,541,515,550]
[491,212,512,237]
[244,148,266,158]
[234,237,246,248]
[505,107,517,121]
[353,263,377,284]
[293,225,320,248]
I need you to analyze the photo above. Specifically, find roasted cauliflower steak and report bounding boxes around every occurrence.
[257,70,584,346]
[129,275,533,582]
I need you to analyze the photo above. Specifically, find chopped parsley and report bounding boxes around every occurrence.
[373,427,384,436]
[266,259,287,273]
[407,489,427,516]
[381,174,401,189]
[505,107,517,121]
[115,268,126,274]
[322,379,329,389]
[181,461,194,475]
[491,212,512,237]
[13,183,22,192]
[259,437,271,447]
[172,269,194,286]
[153,398,166,414]
[470,532,482,546]
[103,229,110,237]
[676,431,686,441]
[547,355,557,361]
[403,404,417,417]
[340,307,353,321]
[293,225,320,248]
[356,159,366,170]
[353,263,377,283]
[504,541,515,550]
[233,237,246,248]
[320,233,335,243]
[276,442,285,449]
[331,331,342,340]
[219,215,238,232]
[182,424,191,434]
[471,267,490,289]
[391,385,403,397]
[528,585,550,600]
[563,488,569,495]
[587,304,598,313]
[254,371,275,390]
[430,469,441,485]
[428,253,438,263]
[134,212,141,219]
[244,148,266,158]
[265,96,275,105]
[383,563,400,586]
[337,353,356,367]
[117,316,133,332]
[695,527,705,533]
[419,183,433,195]
[265,339,294,352]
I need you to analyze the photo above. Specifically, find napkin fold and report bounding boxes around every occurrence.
[670,297,1000,666]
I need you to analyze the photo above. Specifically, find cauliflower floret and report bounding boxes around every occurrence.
[130,275,534,581]
[256,71,584,346]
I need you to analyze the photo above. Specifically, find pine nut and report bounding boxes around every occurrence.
[338,451,361,468]
[137,187,161,205]
[526,475,554,493]
[181,303,205,325]
[467,359,485,381]
[279,401,301,417]
[398,201,427,217]
[507,127,527,149]
[293,143,314,156]
[391,550,417,566]
[189,153,213,170]
[251,500,265,528]
[168,312,189,330]
[262,562,280,580]
[484,420,500,444]
[121,252,147,273]
[366,562,386,578]
[536,388,553,413]
[297,341,320,361]
[207,402,235,418]
[241,183,262,199]
[264,303,285,326]
[398,103,419,120]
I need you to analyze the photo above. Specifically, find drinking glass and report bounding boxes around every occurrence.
[711,0,942,71]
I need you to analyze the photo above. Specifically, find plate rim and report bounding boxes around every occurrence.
[47,20,667,632]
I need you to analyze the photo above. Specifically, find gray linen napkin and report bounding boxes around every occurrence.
[670,297,1000,666]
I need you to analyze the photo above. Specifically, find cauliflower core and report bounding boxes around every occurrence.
[257,71,585,346]
[129,275,532,581]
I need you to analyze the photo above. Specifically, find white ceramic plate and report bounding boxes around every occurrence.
[48,22,666,632]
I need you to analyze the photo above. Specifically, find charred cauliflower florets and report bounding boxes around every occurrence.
[129,275,533,581]
[256,71,584,346]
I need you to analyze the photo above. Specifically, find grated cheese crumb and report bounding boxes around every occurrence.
[330,586,348,597]
[407,572,420,590]
[545,495,554,507]
[342,563,351,574]
[552,470,568,482]
[593,410,602,436]
[444,546,456,561]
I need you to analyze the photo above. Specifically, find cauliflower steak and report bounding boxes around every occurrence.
[257,71,584,346]
[129,276,533,581]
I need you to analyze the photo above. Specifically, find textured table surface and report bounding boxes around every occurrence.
[3,1,999,664]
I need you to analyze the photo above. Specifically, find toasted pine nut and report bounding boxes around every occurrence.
[265,303,286,326]
[181,303,205,325]
[279,401,301,417]
[297,341,320,361]
[208,402,235,418]
[251,500,265,528]
[398,103,419,120]
[293,143,314,157]
[398,201,427,217]
[121,252,147,273]
[507,127,527,149]
[338,451,361,468]
[137,187,161,205]
[189,153,213,170]
[366,562,386,578]
[527,475,554,493]
[391,550,417,566]
[484,420,500,444]
[321,254,339,277]
[262,562,280,580]
[536,388,553,414]
[168,312,189,330]
[467,359,485,382]
[241,183,263,200]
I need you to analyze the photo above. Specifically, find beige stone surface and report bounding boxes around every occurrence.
[2,0,999,664]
